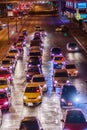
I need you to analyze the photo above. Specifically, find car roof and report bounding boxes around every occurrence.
[22,116,37,121]
[26,83,39,88]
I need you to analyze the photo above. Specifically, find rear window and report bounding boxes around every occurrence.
[25,87,39,93]
[9,50,17,53]
[2,60,10,64]
[0,93,7,98]
[66,64,76,69]
[55,72,68,77]
[33,77,45,82]
[20,120,39,130]
[55,57,64,60]
[0,80,7,85]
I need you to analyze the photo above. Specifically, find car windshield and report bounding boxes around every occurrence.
[55,72,68,77]
[0,92,7,98]
[0,80,7,85]
[0,70,10,74]
[66,110,86,123]
[62,85,76,96]
[20,120,39,130]
[55,57,64,60]
[2,60,10,64]
[25,87,39,93]
[52,48,61,53]
[66,64,76,69]
[28,68,39,73]
[33,77,45,82]
[9,50,17,53]
[69,43,77,47]
[6,56,15,59]
[29,52,41,56]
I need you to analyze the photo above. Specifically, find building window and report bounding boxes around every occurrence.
[74,2,77,9]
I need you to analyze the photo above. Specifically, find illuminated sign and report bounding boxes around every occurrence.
[78,2,86,9]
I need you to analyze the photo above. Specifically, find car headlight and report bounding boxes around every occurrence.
[54,80,58,84]
[61,98,66,103]
[23,96,27,99]
[75,47,78,50]
[4,101,9,105]
[37,96,41,99]
[43,84,47,88]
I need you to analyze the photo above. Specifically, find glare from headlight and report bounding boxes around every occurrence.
[38,96,41,99]
[75,97,79,102]
[54,80,58,84]
[23,96,27,99]
[4,101,9,105]
[43,84,47,88]
[61,98,65,102]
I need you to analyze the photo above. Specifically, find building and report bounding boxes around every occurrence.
[65,0,87,20]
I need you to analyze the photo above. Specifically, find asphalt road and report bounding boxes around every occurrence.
[1,5,87,130]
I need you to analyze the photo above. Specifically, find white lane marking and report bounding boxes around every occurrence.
[73,36,87,54]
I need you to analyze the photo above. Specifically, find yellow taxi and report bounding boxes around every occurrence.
[23,83,42,106]
[7,49,19,59]
[0,77,11,94]
[55,26,62,32]
[31,74,47,92]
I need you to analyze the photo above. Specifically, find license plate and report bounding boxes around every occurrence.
[27,103,33,106]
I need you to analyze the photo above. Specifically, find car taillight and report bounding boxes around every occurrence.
[36,89,40,93]
[62,58,64,61]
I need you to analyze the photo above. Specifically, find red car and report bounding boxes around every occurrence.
[0,90,11,111]
[0,69,13,83]
[61,109,87,130]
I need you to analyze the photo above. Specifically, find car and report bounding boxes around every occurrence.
[35,25,41,31]
[0,69,13,83]
[66,42,79,52]
[0,58,16,73]
[31,74,47,92]
[0,77,11,94]
[30,39,43,49]
[53,69,69,88]
[26,66,42,82]
[55,25,63,32]
[34,32,41,39]
[22,29,28,36]
[38,28,47,37]
[5,55,17,62]
[27,56,42,68]
[0,90,11,111]
[50,47,62,57]
[7,49,19,59]
[18,35,26,45]
[65,63,78,77]
[61,109,87,130]
[29,46,43,54]
[29,50,42,61]
[18,116,43,130]
[0,58,13,70]
[23,83,42,106]
[12,42,23,51]
[60,84,80,108]
[53,55,65,69]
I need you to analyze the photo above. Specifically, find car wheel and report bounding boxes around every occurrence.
[23,103,26,106]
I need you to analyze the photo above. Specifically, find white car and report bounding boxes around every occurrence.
[31,74,47,92]
[67,42,79,52]
[65,63,78,77]
[53,69,69,88]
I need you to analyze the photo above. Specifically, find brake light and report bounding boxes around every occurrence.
[36,89,40,93]
[62,57,64,61]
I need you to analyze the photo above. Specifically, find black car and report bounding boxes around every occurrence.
[60,84,80,108]
[26,66,42,82]
[18,116,43,130]
[50,47,62,57]
[27,57,41,68]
